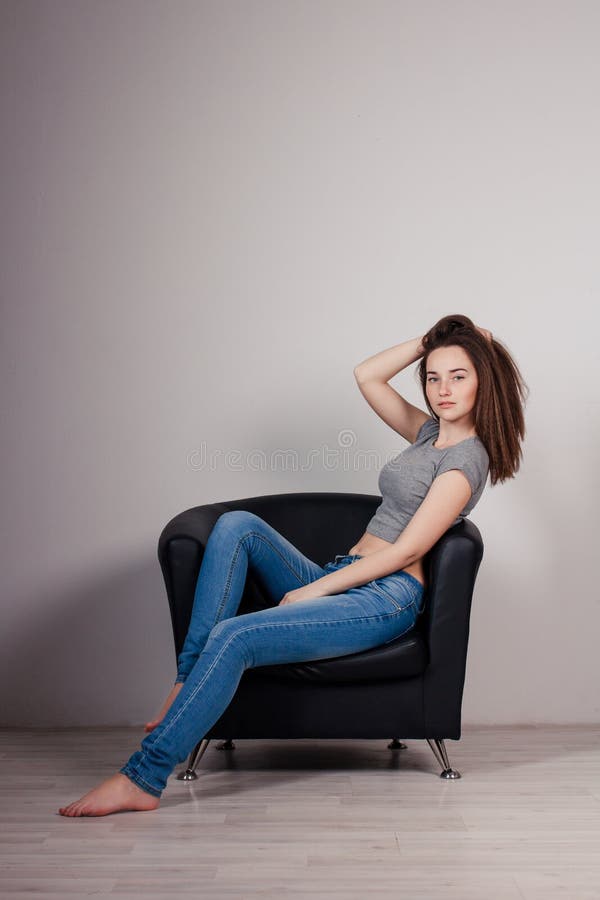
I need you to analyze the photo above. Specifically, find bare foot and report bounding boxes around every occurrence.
[144,682,184,733]
[58,772,160,817]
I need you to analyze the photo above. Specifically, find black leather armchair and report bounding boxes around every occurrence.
[157,492,484,780]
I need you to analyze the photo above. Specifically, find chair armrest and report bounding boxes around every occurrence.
[421,519,484,738]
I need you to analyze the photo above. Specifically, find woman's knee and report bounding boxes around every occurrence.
[209,616,238,640]
[207,616,252,661]
[214,509,263,536]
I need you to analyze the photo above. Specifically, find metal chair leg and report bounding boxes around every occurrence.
[177,738,211,781]
[178,737,460,781]
[426,738,461,779]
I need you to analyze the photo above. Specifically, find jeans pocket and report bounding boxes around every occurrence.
[372,573,421,611]
[378,598,420,643]
[371,581,406,610]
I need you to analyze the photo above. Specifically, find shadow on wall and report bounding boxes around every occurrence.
[0,556,174,727]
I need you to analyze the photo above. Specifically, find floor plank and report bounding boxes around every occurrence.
[0,725,599,899]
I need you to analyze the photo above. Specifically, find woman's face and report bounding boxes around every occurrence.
[425,345,478,424]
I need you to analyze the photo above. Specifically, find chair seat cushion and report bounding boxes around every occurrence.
[246,628,429,684]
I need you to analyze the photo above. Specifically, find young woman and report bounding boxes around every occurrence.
[59,314,527,817]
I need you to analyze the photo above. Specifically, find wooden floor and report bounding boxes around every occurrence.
[1,725,599,899]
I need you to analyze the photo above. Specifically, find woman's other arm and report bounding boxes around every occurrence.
[354,336,430,444]
[280,470,472,603]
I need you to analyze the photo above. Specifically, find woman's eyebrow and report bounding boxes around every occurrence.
[426,367,469,374]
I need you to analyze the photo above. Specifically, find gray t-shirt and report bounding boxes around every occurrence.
[365,416,490,543]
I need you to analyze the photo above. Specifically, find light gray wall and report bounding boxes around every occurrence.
[1,0,597,727]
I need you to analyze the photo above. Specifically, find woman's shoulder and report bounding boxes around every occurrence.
[414,416,439,443]
[472,434,489,464]
[441,433,489,467]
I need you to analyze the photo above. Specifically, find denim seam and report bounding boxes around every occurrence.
[371,581,422,611]
[372,585,408,610]
[149,605,413,755]
[387,598,418,617]
[398,571,426,592]
[382,602,419,643]
[242,530,319,588]
[214,535,245,623]
[120,764,163,798]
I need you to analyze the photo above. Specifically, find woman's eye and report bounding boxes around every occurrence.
[427,375,465,383]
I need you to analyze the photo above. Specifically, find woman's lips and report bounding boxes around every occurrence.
[438,402,455,407]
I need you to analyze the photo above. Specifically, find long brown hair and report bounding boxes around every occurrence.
[416,314,528,485]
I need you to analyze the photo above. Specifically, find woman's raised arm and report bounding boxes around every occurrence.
[354,336,430,444]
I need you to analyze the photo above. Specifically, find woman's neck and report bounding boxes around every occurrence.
[434,419,477,448]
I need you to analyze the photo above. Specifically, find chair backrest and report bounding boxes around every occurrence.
[159,491,483,669]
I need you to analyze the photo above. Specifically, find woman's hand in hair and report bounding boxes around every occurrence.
[476,326,493,343]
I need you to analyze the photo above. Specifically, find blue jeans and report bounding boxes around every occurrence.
[120,510,425,797]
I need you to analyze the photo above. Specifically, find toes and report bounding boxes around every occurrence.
[59,802,77,817]
[60,796,90,817]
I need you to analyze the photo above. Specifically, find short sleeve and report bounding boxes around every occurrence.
[435,445,489,497]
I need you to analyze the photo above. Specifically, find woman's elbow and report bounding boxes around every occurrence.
[389,544,421,569]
